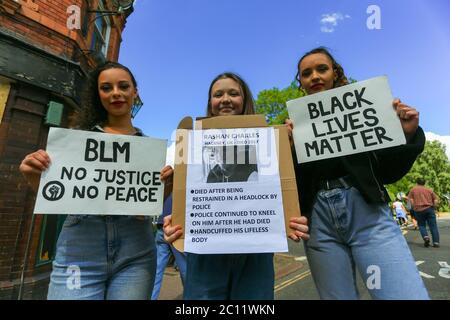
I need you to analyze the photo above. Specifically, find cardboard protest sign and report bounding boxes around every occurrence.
[34,128,167,215]
[287,76,406,163]
[171,115,301,254]
[184,127,287,254]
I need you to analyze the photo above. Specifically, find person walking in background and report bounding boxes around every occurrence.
[151,193,187,300]
[392,199,408,227]
[408,178,440,248]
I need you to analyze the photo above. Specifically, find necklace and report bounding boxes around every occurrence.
[104,126,137,135]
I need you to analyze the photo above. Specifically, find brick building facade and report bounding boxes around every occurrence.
[0,0,135,299]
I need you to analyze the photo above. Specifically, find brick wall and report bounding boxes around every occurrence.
[0,83,74,299]
[0,83,49,299]
[0,0,132,299]
[0,0,126,66]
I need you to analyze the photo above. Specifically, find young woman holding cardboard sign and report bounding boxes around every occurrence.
[161,72,310,300]
[286,47,429,299]
[19,62,158,300]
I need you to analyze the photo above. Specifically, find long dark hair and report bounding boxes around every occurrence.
[206,72,255,117]
[295,47,349,90]
[72,61,138,129]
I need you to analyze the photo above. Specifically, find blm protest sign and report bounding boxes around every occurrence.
[34,128,167,215]
[184,127,287,254]
[171,115,301,255]
[287,76,406,163]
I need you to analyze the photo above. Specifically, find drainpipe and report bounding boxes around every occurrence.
[17,213,36,300]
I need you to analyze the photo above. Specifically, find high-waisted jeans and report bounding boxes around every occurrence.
[184,253,274,300]
[304,186,429,300]
[47,215,156,300]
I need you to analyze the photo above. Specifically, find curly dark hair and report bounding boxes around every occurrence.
[72,61,137,130]
[206,72,255,117]
[295,47,349,91]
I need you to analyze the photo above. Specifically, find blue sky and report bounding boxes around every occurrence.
[119,0,450,151]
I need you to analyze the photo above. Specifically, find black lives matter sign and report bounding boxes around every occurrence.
[34,128,167,215]
[287,76,406,163]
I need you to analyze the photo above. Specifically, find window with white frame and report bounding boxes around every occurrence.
[90,0,111,57]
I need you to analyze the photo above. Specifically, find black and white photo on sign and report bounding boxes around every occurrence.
[203,145,258,183]
[34,128,167,216]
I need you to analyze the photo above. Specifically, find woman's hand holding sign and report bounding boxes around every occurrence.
[19,149,51,192]
[160,165,174,181]
[393,98,419,142]
[288,216,310,242]
[163,214,183,244]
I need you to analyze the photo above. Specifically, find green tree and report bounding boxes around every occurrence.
[386,140,450,211]
[255,81,306,125]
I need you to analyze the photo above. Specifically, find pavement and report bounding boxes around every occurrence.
[275,214,450,300]
[402,215,450,300]
[156,212,450,300]
[157,266,184,300]
[437,212,450,218]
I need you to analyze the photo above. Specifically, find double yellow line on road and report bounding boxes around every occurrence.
[274,269,311,292]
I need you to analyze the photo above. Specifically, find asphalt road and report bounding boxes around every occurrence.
[275,216,450,300]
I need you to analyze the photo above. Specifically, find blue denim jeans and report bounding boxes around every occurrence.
[415,207,440,244]
[184,253,274,300]
[47,215,156,300]
[304,186,429,300]
[151,228,187,300]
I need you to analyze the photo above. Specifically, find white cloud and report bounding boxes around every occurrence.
[425,132,450,160]
[320,12,350,33]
